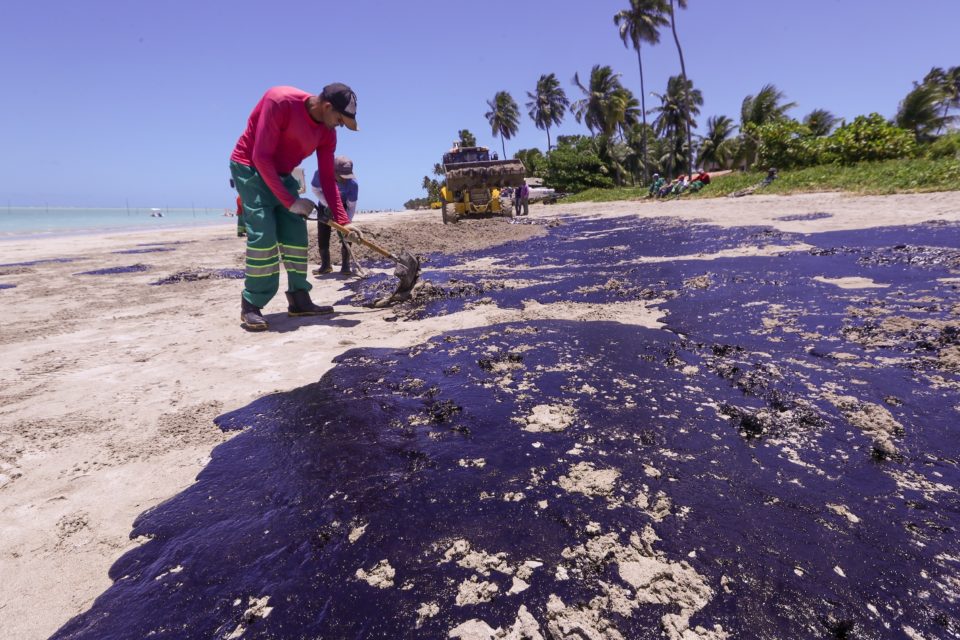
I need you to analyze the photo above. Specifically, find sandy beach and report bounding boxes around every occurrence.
[2,191,959,639]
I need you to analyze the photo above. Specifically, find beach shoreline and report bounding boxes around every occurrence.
[2,191,959,639]
[0,219,232,244]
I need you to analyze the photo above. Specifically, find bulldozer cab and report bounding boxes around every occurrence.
[443,146,491,167]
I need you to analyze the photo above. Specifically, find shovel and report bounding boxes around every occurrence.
[307,209,420,305]
[341,240,368,278]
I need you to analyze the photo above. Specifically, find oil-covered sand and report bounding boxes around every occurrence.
[36,203,960,639]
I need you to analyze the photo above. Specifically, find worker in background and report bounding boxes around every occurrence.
[312,156,358,275]
[235,195,246,237]
[229,83,362,331]
[515,182,530,217]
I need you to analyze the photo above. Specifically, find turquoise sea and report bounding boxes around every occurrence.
[0,207,235,239]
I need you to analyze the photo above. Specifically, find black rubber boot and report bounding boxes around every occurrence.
[339,240,352,275]
[314,248,332,275]
[286,290,334,316]
[314,221,333,275]
[241,296,268,331]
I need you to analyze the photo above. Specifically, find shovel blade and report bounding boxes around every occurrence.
[393,251,420,294]
[373,251,421,308]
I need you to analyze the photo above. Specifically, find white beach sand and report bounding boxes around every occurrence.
[1,190,959,638]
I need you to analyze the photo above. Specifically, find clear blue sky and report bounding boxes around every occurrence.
[1,0,956,211]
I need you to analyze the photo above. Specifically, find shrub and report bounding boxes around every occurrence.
[403,197,431,210]
[743,113,919,170]
[745,120,819,170]
[542,136,615,193]
[924,132,960,160]
[514,148,545,177]
[823,113,916,164]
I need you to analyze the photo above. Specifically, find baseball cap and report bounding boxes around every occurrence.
[334,156,355,180]
[321,82,358,131]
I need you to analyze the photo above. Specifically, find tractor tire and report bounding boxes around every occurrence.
[441,200,457,224]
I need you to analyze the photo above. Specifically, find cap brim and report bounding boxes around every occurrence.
[337,172,356,180]
[342,115,358,131]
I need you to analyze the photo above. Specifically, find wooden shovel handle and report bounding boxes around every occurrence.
[325,219,396,261]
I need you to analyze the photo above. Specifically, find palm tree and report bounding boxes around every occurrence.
[740,84,797,167]
[651,75,703,176]
[667,0,693,177]
[803,109,838,137]
[947,66,960,126]
[625,122,659,179]
[599,139,632,186]
[526,73,569,151]
[422,176,441,202]
[741,84,797,127]
[697,115,736,170]
[895,82,954,142]
[923,66,960,135]
[458,129,477,147]
[948,67,960,111]
[485,91,520,157]
[609,88,642,139]
[572,65,630,137]
[614,0,670,182]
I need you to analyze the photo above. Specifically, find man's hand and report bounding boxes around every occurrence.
[289,198,316,217]
[343,224,364,243]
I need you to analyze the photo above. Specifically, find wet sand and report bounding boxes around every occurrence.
[2,191,959,639]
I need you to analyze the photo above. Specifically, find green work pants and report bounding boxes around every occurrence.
[230,161,311,308]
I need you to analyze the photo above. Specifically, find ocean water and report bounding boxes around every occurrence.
[0,207,235,239]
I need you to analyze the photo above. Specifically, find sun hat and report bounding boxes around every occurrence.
[321,83,358,131]
[334,156,355,180]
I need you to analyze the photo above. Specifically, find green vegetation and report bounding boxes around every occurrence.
[541,136,615,193]
[403,196,431,210]
[458,129,477,147]
[927,131,960,159]
[405,3,958,207]
[563,185,649,203]
[514,148,545,177]
[746,114,918,170]
[563,157,960,203]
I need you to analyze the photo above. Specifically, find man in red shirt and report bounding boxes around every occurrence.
[230,83,362,331]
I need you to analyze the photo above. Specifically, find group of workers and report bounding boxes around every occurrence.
[647,170,712,200]
[229,83,362,331]
[499,185,531,216]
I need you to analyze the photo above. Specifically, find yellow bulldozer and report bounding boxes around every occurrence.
[439,144,526,224]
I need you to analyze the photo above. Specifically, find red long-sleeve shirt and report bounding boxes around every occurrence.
[230,86,349,225]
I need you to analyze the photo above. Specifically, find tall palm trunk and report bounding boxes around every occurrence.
[500,132,506,158]
[669,0,692,177]
[636,46,649,184]
[938,101,951,136]
[546,125,552,151]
